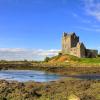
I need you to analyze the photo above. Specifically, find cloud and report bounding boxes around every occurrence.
[72,13,91,24]
[34,49,60,56]
[76,26,100,32]
[0,48,26,52]
[92,24,100,28]
[83,0,100,21]
[0,48,60,61]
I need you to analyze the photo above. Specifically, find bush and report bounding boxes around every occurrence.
[44,57,50,62]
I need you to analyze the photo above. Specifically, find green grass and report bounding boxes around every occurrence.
[64,55,100,64]
[48,54,100,64]
[79,57,100,64]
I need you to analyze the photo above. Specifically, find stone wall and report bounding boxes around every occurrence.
[71,33,79,48]
[70,47,77,57]
[86,49,98,58]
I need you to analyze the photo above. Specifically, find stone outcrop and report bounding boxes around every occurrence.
[62,32,98,58]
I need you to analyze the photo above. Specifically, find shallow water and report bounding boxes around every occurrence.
[0,70,63,82]
[70,74,100,80]
[0,70,100,82]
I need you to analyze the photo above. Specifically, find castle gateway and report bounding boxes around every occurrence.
[62,32,98,58]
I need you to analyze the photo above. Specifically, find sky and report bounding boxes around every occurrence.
[0,0,100,60]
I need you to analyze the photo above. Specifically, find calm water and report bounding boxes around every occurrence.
[0,70,63,82]
[0,70,100,82]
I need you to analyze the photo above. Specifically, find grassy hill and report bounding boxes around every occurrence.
[48,54,80,63]
[47,54,100,65]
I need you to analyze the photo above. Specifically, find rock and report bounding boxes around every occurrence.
[67,94,80,100]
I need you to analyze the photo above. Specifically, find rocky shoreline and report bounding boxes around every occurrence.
[0,79,100,100]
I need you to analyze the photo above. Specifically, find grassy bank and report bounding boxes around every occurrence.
[47,54,100,65]
[0,57,100,75]
[0,62,100,75]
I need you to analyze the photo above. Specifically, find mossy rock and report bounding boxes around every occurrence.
[96,94,100,100]
[67,94,80,100]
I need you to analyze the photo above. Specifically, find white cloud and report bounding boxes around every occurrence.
[0,48,60,61]
[35,49,60,56]
[83,0,100,21]
[76,26,100,32]
[72,13,92,24]
[0,48,26,52]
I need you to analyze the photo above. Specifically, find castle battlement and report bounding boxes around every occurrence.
[62,32,98,58]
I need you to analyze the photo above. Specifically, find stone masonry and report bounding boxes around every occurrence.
[62,32,98,58]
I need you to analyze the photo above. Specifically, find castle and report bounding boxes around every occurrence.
[62,32,98,58]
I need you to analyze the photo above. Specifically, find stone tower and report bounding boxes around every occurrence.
[62,32,79,54]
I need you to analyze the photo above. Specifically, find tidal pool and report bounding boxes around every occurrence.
[0,70,63,82]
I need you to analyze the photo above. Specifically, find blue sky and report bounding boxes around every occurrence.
[0,0,100,60]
